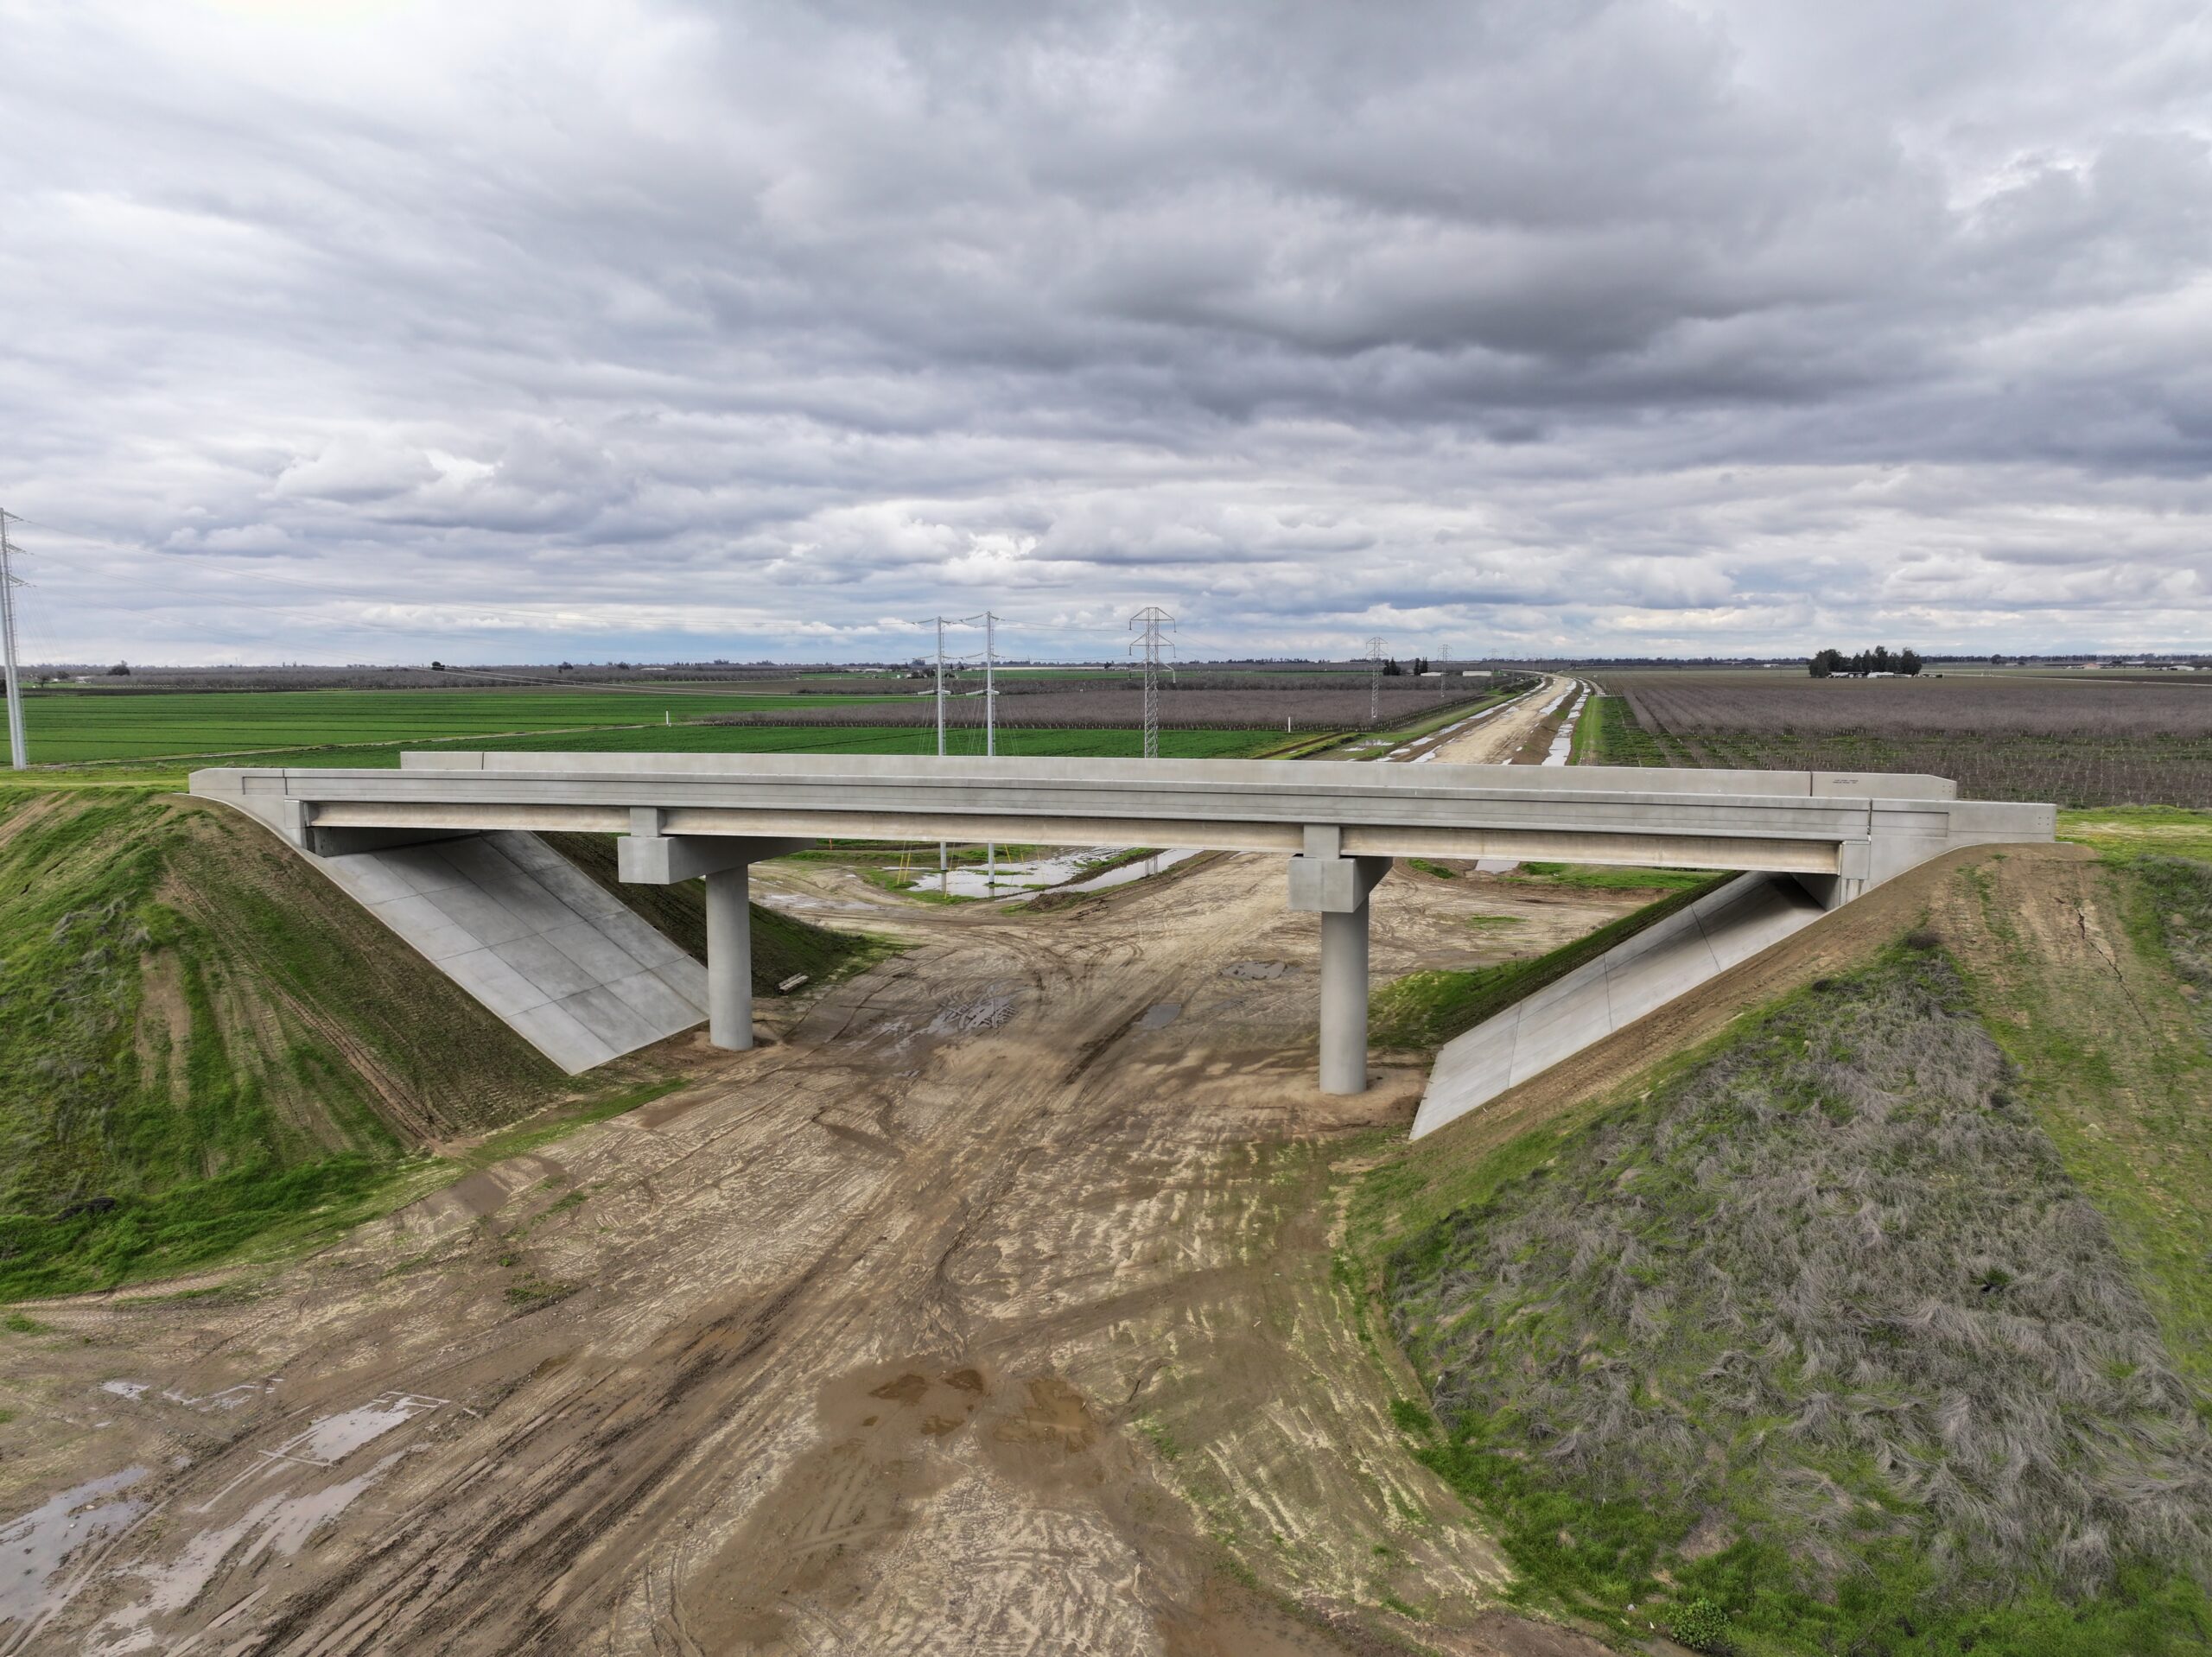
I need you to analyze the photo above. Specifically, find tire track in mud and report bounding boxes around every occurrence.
[245,1257,851,1654]
[1425,675,1567,766]
[54,907,1159,1649]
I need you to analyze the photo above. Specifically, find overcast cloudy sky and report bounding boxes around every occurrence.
[3,0,2208,663]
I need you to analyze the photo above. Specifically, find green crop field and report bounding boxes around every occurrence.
[0,719,1290,790]
[9,686,906,765]
[316,722,1278,762]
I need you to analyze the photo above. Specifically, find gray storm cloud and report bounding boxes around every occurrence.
[0,0,2206,661]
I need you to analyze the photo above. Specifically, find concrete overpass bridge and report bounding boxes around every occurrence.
[190,751,2053,1095]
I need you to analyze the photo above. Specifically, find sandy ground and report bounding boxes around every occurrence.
[1422,676,1570,765]
[0,684,1640,1656]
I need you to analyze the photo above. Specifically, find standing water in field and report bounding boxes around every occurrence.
[893,847,1199,898]
[0,1467,149,1632]
[1544,682,1592,765]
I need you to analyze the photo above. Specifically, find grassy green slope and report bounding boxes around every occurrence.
[1578,691,1700,768]
[1370,874,1732,1050]
[540,831,893,995]
[0,792,681,1298]
[1351,840,2212,1654]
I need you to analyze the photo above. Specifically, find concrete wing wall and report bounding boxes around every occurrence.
[191,772,706,1072]
[1410,873,1827,1140]
[309,832,709,1074]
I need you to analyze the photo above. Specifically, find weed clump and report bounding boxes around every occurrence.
[1666,1597,1731,1651]
[1385,943,2212,1650]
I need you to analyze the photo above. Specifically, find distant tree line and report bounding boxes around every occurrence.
[1809,646,1923,679]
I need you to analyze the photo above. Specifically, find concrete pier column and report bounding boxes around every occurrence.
[1287,843,1392,1095]
[1318,900,1372,1095]
[704,863,753,1051]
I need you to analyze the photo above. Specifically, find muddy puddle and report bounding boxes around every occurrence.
[17,1389,456,1651]
[1542,683,1590,764]
[87,1450,415,1653]
[99,1379,267,1413]
[270,1391,445,1465]
[0,1468,147,1632]
[894,846,1200,899]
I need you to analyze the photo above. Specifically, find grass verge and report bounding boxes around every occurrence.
[1508,861,1718,892]
[0,791,701,1300]
[1370,874,1733,1050]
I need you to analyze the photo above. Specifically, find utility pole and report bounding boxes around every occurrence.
[1128,605,1174,759]
[935,617,949,892]
[983,612,997,759]
[983,612,998,891]
[1365,635,1385,728]
[0,511,25,770]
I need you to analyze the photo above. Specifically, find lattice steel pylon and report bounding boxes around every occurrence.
[1364,635,1385,727]
[1128,606,1176,759]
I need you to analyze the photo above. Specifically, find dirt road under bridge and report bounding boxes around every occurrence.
[0,691,1631,1656]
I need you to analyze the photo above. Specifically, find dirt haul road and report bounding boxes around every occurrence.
[1425,675,1569,764]
[0,696,1624,1657]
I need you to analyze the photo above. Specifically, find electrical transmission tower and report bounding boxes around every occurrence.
[0,511,25,770]
[918,610,1002,890]
[1365,635,1385,727]
[934,617,948,761]
[1128,605,1175,759]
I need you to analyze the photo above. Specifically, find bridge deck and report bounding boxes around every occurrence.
[186,752,2055,1094]
[191,752,2051,878]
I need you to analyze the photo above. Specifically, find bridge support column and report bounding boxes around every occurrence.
[1318,905,1371,1095]
[1288,843,1393,1095]
[704,864,753,1051]
[618,820,811,1052]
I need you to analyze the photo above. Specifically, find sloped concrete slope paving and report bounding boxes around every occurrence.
[1412,873,1826,1139]
[313,830,708,1072]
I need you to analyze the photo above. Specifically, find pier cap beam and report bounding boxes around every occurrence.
[617,823,811,886]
